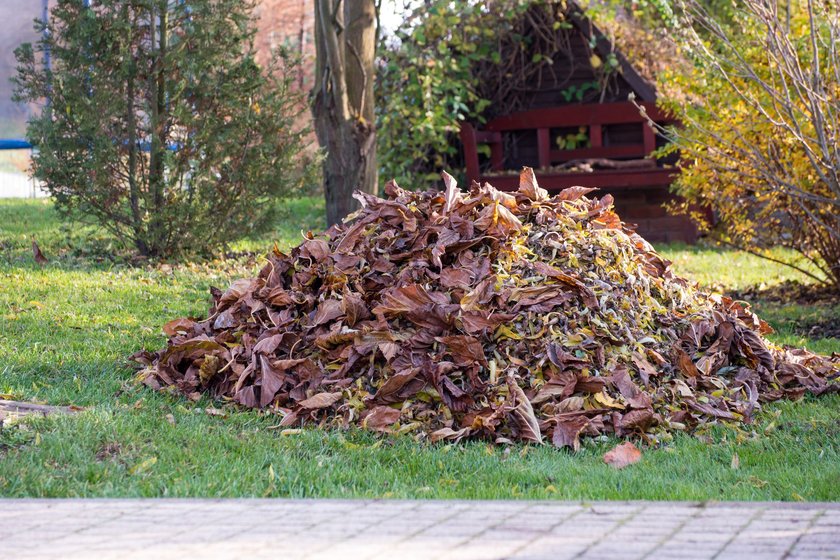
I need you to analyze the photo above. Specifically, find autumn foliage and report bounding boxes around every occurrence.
[659,0,840,291]
[135,169,838,449]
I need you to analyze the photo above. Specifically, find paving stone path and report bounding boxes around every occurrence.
[2,500,839,560]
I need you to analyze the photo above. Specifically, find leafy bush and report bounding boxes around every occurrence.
[658,0,840,291]
[14,0,315,258]
[377,1,585,190]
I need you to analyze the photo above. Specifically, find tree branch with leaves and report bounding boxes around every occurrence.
[653,0,840,291]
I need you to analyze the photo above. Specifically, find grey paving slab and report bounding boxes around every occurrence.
[1,500,839,560]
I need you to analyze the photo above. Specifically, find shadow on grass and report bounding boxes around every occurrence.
[0,196,325,268]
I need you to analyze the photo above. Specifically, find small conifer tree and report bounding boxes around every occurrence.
[14,0,313,257]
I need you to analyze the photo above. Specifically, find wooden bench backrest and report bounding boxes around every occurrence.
[460,101,673,181]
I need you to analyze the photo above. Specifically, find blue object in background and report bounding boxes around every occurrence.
[0,140,33,150]
[1,0,50,151]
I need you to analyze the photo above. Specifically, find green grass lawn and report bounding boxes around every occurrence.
[1,198,838,500]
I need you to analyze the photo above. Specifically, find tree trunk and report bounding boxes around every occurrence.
[125,6,146,255]
[312,0,377,227]
[148,1,168,255]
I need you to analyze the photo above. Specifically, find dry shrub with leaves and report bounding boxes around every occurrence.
[134,168,839,450]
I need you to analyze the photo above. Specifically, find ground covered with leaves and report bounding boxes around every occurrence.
[136,169,838,452]
[1,195,838,499]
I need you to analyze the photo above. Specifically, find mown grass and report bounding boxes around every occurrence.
[0,199,837,499]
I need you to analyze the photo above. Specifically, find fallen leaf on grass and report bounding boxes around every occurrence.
[747,476,767,488]
[129,456,157,475]
[603,442,642,469]
[362,406,402,432]
[95,442,122,462]
[298,392,342,410]
[31,239,48,264]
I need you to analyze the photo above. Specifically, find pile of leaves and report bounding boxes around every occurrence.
[134,168,839,450]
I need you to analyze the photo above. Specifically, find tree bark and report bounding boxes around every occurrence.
[312,0,377,227]
[125,6,145,255]
[148,1,168,255]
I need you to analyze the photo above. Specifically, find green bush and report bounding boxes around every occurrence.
[14,0,315,258]
[376,1,536,190]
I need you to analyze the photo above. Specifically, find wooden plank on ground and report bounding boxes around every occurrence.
[0,400,83,422]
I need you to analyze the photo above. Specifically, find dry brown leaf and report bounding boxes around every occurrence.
[442,170,461,215]
[519,166,548,201]
[31,239,48,264]
[298,392,342,410]
[603,442,642,469]
[363,406,402,432]
[162,318,196,336]
[507,376,543,444]
[556,185,598,201]
[552,416,589,452]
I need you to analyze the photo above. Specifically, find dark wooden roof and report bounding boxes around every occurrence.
[480,2,657,118]
[566,3,657,102]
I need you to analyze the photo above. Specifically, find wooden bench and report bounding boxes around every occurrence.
[459,101,677,192]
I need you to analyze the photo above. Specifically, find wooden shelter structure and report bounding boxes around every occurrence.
[460,4,696,242]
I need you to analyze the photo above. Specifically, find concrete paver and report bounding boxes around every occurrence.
[1,499,839,559]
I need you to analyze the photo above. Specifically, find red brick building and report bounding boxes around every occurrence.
[253,0,315,95]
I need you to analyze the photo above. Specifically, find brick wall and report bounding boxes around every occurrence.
[253,0,315,94]
[252,0,316,145]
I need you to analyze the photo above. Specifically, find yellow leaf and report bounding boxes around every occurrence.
[566,333,584,346]
[199,355,220,385]
[590,54,602,68]
[495,324,523,340]
[594,392,624,409]
[129,456,157,475]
